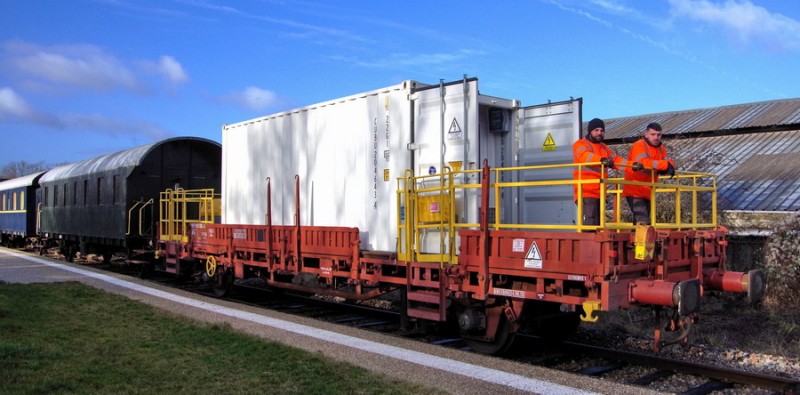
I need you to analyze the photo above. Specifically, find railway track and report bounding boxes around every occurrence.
[569,341,799,394]
[25,251,800,394]
[221,279,800,394]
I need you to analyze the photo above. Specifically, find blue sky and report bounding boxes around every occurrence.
[1,0,799,165]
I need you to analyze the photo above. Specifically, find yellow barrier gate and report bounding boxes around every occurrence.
[158,188,220,242]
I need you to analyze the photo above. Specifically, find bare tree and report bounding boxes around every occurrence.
[0,161,50,180]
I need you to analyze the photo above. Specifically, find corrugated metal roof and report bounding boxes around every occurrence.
[40,137,219,183]
[40,143,155,183]
[0,171,45,191]
[614,130,800,212]
[599,98,800,141]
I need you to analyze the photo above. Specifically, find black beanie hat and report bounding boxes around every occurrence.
[587,118,605,134]
[646,122,662,132]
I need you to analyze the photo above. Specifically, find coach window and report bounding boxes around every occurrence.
[113,175,121,204]
[44,187,49,207]
[97,177,104,205]
[73,181,77,205]
[83,180,89,206]
[63,183,67,206]
[1,193,6,211]
[12,192,17,211]
[20,191,25,210]
[54,185,59,207]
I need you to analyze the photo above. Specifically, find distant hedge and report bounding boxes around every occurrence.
[763,213,800,310]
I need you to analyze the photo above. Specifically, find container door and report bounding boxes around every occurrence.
[411,78,479,179]
[514,99,582,226]
[410,78,480,256]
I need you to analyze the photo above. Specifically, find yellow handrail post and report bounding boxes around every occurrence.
[126,200,143,236]
[712,177,718,227]
[138,199,153,236]
[691,175,699,227]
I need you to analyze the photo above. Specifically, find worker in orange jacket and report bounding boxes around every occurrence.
[573,118,641,226]
[622,122,675,224]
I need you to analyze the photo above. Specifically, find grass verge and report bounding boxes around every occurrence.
[0,281,443,395]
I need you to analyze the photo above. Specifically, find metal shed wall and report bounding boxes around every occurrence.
[651,131,799,212]
[600,98,800,141]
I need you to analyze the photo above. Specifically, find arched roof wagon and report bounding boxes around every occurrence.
[38,137,221,256]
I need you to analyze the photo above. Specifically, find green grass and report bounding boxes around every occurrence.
[0,282,444,395]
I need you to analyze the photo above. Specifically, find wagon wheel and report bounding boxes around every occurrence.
[462,307,517,355]
[206,255,218,278]
[206,256,232,297]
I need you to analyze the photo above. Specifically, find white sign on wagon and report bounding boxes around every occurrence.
[524,241,543,269]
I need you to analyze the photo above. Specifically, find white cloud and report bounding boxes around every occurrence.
[0,86,168,138]
[0,87,34,118]
[333,49,487,69]
[223,86,282,112]
[144,55,190,85]
[0,87,63,127]
[182,2,370,44]
[4,41,140,92]
[668,0,800,51]
[3,41,192,93]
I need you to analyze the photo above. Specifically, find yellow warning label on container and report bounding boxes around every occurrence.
[384,169,389,181]
[543,133,557,152]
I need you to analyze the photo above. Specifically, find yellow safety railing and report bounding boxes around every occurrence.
[603,169,718,231]
[158,188,220,242]
[397,162,719,263]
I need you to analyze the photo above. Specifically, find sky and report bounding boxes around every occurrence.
[1,0,799,166]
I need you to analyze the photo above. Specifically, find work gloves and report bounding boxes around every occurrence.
[631,162,644,171]
[658,162,676,178]
[599,158,612,167]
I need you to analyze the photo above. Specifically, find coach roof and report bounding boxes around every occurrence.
[39,137,220,183]
[0,171,46,191]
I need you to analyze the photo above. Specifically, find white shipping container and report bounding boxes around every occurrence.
[222,77,581,252]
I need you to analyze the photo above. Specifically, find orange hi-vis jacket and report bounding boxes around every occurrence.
[572,137,631,199]
[622,138,675,199]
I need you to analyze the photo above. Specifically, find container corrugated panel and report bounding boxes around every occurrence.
[221,82,417,252]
